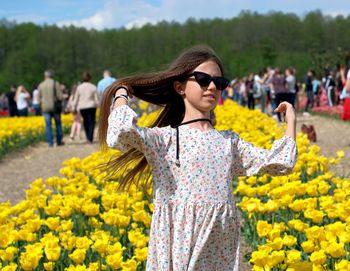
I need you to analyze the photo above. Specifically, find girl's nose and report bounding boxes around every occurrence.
[207,80,217,90]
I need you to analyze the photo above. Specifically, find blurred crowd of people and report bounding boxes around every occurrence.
[220,62,350,121]
[1,61,350,146]
[0,69,116,146]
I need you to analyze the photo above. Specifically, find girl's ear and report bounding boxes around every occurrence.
[173,81,185,96]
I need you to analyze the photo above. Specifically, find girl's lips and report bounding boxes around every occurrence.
[203,95,216,100]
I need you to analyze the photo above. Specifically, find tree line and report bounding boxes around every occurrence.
[1,10,350,93]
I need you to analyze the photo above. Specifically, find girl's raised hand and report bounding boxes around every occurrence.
[115,86,133,98]
[274,101,296,124]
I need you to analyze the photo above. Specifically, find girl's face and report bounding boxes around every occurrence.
[182,60,223,114]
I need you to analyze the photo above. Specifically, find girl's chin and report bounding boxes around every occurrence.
[197,103,217,113]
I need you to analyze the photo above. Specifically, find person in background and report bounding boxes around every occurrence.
[246,73,255,110]
[0,93,7,111]
[67,84,81,141]
[232,79,240,102]
[38,70,64,147]
[294,80,301,110]
[226,80,234,100]
[303,70,314,116]
[254,69,268,113]
[5,84,18,117]
[335,63,344,105]
[271,68,288,121]
[340,61,350,121]
[60,84,70,114]
[323,68,336,107]
[312,74,321,107]
[285,67,296,108]
[32,84,41,116]
[73,72,99,143]
[15,85,30,117]
[265,67,275,115]
[97,70,116,97]
[239,77,247,106]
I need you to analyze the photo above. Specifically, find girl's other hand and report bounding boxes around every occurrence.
[274,101,296,124]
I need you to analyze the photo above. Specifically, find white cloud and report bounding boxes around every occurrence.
[57,0,350,30]
[57,0,245,30]
[125,17,160,29]
[325,9,350,17]
[57,1,114,29]
[2,0,350,30]
[57,0,162,30]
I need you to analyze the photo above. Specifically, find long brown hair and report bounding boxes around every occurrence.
[99,45,225,191]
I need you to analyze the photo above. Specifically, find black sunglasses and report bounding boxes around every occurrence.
[188,71,229,91]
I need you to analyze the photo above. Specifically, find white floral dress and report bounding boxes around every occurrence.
[107,105,297,271]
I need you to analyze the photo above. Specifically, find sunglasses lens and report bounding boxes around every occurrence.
[192,72,229,90]
[214,78,229,90]
[194,72,211,87]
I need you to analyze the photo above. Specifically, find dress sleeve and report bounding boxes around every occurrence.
[107,105,168,163]
[230,132,298,176]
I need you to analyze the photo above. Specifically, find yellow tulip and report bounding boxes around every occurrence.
[69,248,86,264]
[107,242,125,255]
[285,249,301,264]
[134,247,148,261]
[20,252,42,271]
[128,229,149,248]
[45,217,60,231]
[301,240,315,254]
[309,250,327,265]
[106,252,123,269]
[283,234,297,247]
[43,262,55,271]
[256,221,272,237]
[1,263,18,271]
[75,236,93,250]
[335,260,350,270]
[121,258,139,271]
[326,242,347,258]
[269,250,285,267]
[304,209,324,224]
[268,237,283,250]
[43,237,61,261]
[250,250,269,267]
[0,246,18,261]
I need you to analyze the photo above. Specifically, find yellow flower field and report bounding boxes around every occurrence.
[0,115,72,159]
[0,100,348,271]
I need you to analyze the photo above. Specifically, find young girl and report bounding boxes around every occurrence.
[99,45,297,271]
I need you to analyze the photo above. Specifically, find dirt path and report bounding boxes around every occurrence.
[0,114,349,270]
[0,136,99,204]
[296,113,350,177]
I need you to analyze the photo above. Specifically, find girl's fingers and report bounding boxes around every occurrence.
[274,102,287,113]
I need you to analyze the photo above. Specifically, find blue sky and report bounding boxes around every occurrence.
[1,0,350,30]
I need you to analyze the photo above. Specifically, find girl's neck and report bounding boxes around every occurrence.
[181,111,212,130]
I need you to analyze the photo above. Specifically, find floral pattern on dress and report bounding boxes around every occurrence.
[107,105,298,271]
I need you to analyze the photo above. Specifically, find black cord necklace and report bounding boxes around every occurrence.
[174,118,212,167]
